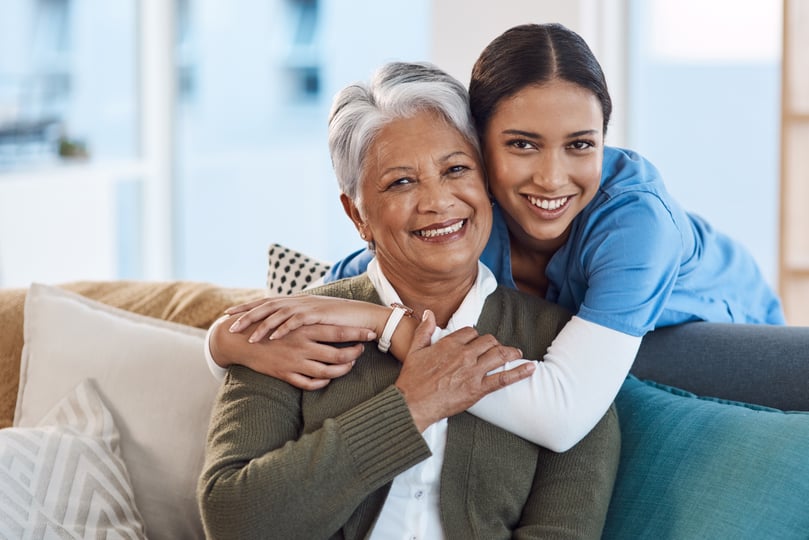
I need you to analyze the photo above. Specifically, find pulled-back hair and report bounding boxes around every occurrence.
[328,61,480,200]
[469,23,612,138]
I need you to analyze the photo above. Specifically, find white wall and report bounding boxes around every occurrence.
[0,168,118,287]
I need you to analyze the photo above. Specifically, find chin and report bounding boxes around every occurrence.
[419,252,478,274]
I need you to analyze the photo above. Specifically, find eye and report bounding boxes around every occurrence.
[446,164,470,177]
[568,139,595,151]
[387,177,414,188]
[507,139,536,150]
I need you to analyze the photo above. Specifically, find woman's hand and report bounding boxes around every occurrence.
[395,310,533,431]
[212,318,376,390]
[225,296,388,343]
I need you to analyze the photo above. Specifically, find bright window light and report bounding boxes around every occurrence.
[649,0,782,62]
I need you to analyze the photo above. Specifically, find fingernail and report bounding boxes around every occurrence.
[228,322,239,333]
[422,310,430,321]
[268,332,277,340]
[247,336,257,343]
[367,331,377,340]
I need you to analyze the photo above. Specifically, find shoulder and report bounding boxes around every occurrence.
[487,285,565,312]
[601,146,662,185]
[479,287,572,355]
[581,147,685,241]
[597,147,673,206]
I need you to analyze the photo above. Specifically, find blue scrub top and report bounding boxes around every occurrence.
[326,146,785,336]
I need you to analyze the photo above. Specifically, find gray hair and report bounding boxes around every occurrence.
[328,61,481,201]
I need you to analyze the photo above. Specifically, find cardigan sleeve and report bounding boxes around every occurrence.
[513,405,621,540]
[198,365,430,540]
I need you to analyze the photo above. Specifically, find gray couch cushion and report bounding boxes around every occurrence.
[634,322,809,411]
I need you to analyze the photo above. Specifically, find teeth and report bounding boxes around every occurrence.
[528,196,568,211]
[417,220,465,238]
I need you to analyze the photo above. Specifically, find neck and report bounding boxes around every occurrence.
[382,266,477,328]
[509,239,550,297]
[503,213,570,298]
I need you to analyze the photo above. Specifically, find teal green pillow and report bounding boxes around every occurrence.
[603,376,809,539]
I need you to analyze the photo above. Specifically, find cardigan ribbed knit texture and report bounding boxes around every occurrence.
[198,276,620,539]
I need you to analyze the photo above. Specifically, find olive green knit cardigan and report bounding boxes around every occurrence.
[198,276,620,540]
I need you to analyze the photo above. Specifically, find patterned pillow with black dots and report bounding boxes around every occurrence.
[266,243,332,296]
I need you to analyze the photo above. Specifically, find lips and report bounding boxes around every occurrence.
[414,219,466,238]
[527,195,569,211]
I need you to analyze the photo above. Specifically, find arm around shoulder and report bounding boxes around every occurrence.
[468,316,640,451]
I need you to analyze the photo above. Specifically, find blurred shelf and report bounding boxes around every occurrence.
[0,160,146,185]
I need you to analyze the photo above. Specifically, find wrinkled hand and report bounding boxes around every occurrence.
[225,295,385,343]
[395,310,532,431]
[213,320,375,390]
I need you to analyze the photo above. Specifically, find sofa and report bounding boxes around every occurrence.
[1,244,808,539]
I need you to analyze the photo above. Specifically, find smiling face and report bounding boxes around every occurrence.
[342,109,491,290]
[484,79,604,254]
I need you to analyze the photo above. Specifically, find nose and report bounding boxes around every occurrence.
[417,177,456,213]
[533,151,566,191]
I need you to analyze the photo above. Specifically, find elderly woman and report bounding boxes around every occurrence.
[198,62,619,540]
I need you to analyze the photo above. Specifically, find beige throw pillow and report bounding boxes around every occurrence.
[15,283,221,540]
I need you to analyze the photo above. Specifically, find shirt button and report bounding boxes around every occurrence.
[414,490,424,500]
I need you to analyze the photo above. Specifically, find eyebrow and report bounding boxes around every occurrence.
[380,165,414,177]
[380,151,472,176]
[501,128,600,139]
[438,150,473,162]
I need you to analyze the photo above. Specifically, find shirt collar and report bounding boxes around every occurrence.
[366,258,497,341]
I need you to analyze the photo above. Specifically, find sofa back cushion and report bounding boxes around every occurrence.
[15,283,230,540]
[1,280,264,430]
[0,286,27,430]
[604,375,809,539]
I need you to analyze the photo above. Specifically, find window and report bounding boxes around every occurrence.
[0,0,137,167]
[174,0,431,286]
[0,0,141,287]
[627,0,782,286]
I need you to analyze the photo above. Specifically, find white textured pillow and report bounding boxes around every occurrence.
[0,379,146,538]
[15,283,221,540]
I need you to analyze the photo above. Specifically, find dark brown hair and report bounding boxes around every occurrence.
[469,23,612,137]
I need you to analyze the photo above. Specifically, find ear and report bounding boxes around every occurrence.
[340,193,372,242]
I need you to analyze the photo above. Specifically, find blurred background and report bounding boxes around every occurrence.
[0,0,798,313]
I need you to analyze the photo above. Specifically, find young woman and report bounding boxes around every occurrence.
[213,23,784,451]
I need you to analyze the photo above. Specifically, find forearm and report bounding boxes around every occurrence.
[205,315,274,380]
[204,315,230,379]
[198,367,430,539]
[358,304,419,362]
[467,317,640,451]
